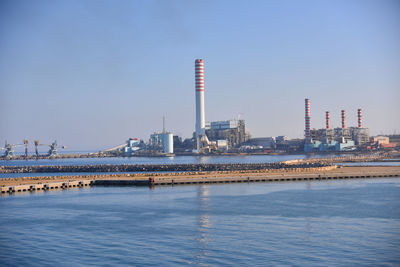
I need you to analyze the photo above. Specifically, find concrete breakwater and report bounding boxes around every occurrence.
[1,180,93,194]
[283,154,399,164]
[2,166,400,195]
[1,165,336,193]
[0,162,329,174]
[98,170,400,186]
[0,165,338,185]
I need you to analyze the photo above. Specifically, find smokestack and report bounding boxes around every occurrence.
[358,108,362,128]
[195,59,205,149]
[326,111,330,129]
[341,110,346,128]
[162,115,166,134]
[305,98,311,139]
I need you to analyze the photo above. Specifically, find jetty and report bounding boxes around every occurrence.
[0,162,327,174]
[1,166,400,195]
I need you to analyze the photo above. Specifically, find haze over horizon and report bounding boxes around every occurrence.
[1,0,399,151]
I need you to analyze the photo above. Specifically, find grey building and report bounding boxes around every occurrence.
[205,120,246,148]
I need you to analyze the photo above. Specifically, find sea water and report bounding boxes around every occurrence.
[0,178,399,266]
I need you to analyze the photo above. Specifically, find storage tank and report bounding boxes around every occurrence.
[162,133,174,154]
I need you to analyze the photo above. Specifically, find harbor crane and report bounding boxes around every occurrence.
[34,140,40,157]
[33,140,66,157]
[23,139,28,157]
[1,141,26,158]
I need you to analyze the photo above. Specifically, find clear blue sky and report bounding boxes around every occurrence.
[1,0,399,150]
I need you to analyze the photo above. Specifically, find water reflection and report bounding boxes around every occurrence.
[195,185,211,264]
[196,156,210,165]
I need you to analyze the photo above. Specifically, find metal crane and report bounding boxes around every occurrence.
[1,141,25,158]
[34,140,40,157]
[33,140,66,157]
[23,139,28,157]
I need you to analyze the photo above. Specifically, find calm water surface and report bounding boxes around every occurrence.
[1,178,399,266]
[0,154,306,166]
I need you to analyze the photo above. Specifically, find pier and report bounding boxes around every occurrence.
[1,166,399,195]
[1,180,93,194]
[95,166,400,186]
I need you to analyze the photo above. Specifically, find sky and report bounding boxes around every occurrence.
[0,0,399,151]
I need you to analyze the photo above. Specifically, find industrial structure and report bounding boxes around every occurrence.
[96,138,145,156]
[205,119,246,149]
[1,140,31,158]
[148,116,174,155]
[123,138,143,155]
[4,58,396,158]
[1,140,64,158]
[1,141,20,158]
[35,140,64,157]
[304,98,370,152]
[194,59,209,152]
[192,59,247,153]
[149,132,174,154]
[305,98,311,141]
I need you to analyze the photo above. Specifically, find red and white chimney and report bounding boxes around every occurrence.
[305,98,311,139]
[358,108,362,128]
[195,59,205,149]
[326,111,330,129]
[341,110,346,129]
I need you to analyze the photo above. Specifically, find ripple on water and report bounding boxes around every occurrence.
[0,178,399,266]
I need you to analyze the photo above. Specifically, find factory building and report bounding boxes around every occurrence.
[373,136,389,145]
[275,136,304,152]
[310,127,369,146]
[149,132,174,154]
[205,119,246,149]
[247,137,275,149]
[123,138,142,155]
[242,136,303,152]
[304,98,369,152]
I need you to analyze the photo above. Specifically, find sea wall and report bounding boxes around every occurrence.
[0,162,330,174]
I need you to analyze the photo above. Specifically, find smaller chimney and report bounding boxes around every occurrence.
[341,110,346,129]
[304,98,311,139]
[325,111,330,129]
[162,115,166,133]
[358,108,362,128]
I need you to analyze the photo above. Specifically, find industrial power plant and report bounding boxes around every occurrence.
[1,59,399,159]
[304,98,370,152]
[87,59,247,157]
[192,59,246,153]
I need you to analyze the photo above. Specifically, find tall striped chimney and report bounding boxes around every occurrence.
[358,108,362,128]
[341,110,346,129]
[305,98,311,139]
[326,111,330,129]
[195,59,205,149]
